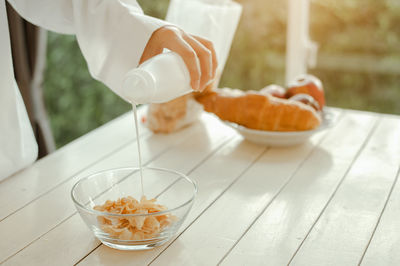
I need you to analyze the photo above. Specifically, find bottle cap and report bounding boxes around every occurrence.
[122,68,156,104]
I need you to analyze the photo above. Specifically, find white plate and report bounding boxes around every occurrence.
[223,108,336,147]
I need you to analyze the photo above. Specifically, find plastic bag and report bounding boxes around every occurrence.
[166,0,242,84]
[146,0,242,133]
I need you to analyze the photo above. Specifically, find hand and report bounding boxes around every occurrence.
[140,25,218,92]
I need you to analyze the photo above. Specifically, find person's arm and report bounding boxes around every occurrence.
[7,0,217,98]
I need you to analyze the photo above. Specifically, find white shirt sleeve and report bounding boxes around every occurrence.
[7,0,168,99]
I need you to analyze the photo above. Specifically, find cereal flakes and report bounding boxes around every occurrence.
[93,196,176,240]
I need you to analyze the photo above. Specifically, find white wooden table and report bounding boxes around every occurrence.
[1,106,400,266]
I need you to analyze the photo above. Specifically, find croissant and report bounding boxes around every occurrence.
[195,88,321,131]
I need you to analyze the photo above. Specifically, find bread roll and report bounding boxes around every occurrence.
[147,95,203,133]
[195,88,321,131]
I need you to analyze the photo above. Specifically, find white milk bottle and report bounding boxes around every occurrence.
[122,51,193,104]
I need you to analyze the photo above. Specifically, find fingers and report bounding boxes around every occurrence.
[140,26,201,90]
[139,43,163,65]
[139,30,164,64]
[168,35,202,91]
[183,35,213,91]
[139,26,218,92]
[139,26,181,65]
[192,35,218,80]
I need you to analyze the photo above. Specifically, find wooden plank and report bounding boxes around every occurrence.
[287,116,400,265]
[149,129,333,265]
[0,113,235,264]
[219,110,378,266]
[361,169,400,266]
[147,111,350,266]
[78,112,340,266]
[2,214,99,266]
[77,140,268,266]
[0,108,149,222]
[5,136,256,266]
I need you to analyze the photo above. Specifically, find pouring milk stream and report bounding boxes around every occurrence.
[122,52,194,195]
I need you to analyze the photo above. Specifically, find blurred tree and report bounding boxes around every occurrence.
[43,33,130,147]
[308,0,400,114]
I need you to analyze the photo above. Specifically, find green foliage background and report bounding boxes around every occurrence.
[43,0,400,148]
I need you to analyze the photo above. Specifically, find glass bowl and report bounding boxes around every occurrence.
[71,167,197,250]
